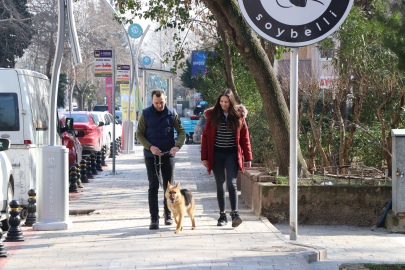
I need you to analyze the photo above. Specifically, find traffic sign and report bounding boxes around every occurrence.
[238,0,354,47]
[94,50,112,77]
[143,56,151,65]
[128,24,143,38]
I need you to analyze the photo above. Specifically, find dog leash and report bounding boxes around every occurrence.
[154,151,171,188]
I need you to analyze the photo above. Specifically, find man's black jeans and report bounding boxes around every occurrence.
[212,151,239,212]
[145,156,175,218]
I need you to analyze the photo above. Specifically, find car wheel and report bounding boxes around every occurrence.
[20,208,28,220]
[1,182,14,231]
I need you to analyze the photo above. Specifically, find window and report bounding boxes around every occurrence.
[0,93,19,131]
[318,37,334,61]
[64,114,89,123]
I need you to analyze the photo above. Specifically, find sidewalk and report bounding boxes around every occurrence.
[0,145,316,270]
[274,223,405,270]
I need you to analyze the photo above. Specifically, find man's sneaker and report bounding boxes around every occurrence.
[163,212,173,225]
[217,212,228,226]
[230,211,242,227]
[149,216,159,230]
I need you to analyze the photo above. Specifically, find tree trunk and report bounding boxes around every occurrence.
[217,21,240,103]
[205,0,307,176]
[45,31,55,77]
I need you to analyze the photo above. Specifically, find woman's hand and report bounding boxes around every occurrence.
[202,160,208,167]
[246,161,252,168]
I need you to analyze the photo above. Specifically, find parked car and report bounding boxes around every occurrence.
[0,68,51,208]
[192,115,206,144]
[91,111,114,152]
[58,114,84,168]
[93,105,109,112]
[0,138,14,231]
[59,112,104,155]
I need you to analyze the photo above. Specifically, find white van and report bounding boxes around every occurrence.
[0,68,51,214]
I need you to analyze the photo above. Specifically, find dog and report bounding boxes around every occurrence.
[165,182,196,234]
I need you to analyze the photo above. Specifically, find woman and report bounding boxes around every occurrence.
[201,89,253,227]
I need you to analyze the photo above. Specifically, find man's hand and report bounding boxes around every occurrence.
[150,146,162,156]
[246,161,252,168]
[202,160,208,167]
[169,146,180,156]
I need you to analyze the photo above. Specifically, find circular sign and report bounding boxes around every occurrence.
[128,24,143,38]
[238,0,354,47]
[143,56,151,65]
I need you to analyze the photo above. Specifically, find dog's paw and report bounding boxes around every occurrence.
[180,226,183,231]
[192,227,196,230]
[174,230,180,234]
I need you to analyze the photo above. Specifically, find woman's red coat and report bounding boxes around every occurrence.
[201,109,253,174]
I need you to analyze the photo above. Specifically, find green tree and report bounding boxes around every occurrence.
[181,58,198,89]
[48,73,69,109]
[0,0,34,67]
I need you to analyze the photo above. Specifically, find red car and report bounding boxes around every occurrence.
[58,114,84,167]
[59,112,104,155]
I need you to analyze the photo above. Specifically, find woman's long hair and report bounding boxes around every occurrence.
[208,89,241,132]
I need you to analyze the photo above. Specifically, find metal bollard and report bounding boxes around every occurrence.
[0,229,8,257]
[75,163,83,188]
[101,147,107,166]
[96,151,103,171]
[23,189,36,226]
[109,142,114,158]
[90,153,98,175]
[69,166,80,193]
[86,156,94,179]
[115,140,120,156]
[80,159,89,183]
[4,200,25,242]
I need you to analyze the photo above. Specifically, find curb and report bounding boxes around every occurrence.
[259,216,327,263]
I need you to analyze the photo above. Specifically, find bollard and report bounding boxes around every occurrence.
[0,229,8,257]
[80,159,89,183]
[4,200,25,242]
[69,166,80,193]
[86,156,94,179]
[96,151,103,171]
[101,147,107,167]
[109,142,114,158]
[115,140,120,156]
[24,189,36,226]
[118,137,122,152]
[75,163,83,188]
[90,153,98,175]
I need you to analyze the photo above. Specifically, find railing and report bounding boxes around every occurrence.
[272,165,391,186]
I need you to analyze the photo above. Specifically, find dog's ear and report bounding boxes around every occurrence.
[175,182,180,188]
[168,182,172,188]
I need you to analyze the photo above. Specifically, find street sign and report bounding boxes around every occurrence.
[128,24,143,38]
[237,0,354,47]
[117,64,130,85]
[94,50,112,77]
[143,56,151,65]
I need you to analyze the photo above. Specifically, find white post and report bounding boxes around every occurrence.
[112,49,117,174]
[289,47,299,241]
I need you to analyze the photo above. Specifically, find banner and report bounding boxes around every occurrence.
[191,51,214,77]
[117,64,130,84]
[105,77,113,113]
[94,50,112,77]
[120,84,135,121]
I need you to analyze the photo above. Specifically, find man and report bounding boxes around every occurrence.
[137,89,186,229]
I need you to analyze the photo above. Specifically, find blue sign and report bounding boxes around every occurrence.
[143,56,151,65]
[191,51,213,77]
[128,24,143,38]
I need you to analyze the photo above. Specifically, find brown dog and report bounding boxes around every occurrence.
[165,182,196,234]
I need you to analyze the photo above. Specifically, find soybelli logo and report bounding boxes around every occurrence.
[238,0,354,47]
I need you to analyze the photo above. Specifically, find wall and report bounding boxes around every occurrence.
[240,169,392,226]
